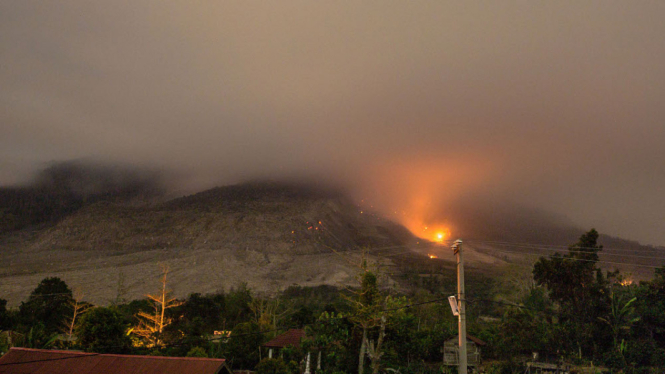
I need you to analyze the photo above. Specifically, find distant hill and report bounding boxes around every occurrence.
[433,195,664,279]
[417,194,647,248]
[0,161,163,233]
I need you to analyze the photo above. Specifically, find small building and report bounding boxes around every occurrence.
[263,329,321,374]
[443,334,486,368]
[263,329,307,359]
[0,347,233,374]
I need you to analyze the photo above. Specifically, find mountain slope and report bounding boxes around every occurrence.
[0,182,418,306]
[0,180,662,307]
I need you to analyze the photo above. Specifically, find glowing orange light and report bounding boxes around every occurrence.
[428,254,437,259]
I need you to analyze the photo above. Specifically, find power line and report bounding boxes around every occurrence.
[297,226,665,265]
[466,239,665,255]
[342,241,664,273]
[466,239,665,259]
[473,246,664,270]
[318,237,664,268]
[468,298,585,322]
[24,292,73,298]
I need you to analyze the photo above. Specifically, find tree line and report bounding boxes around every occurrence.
[1,229,664,373]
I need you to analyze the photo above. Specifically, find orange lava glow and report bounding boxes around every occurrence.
[354,151,498,245]
[620,279,633,286]
[428,254,438,259]
[407,221,451,243]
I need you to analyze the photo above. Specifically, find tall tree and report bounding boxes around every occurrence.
[225,321,265,369]
[63,290,92,344]
[303,311,353,373]
[19,277,73,334]
[347,260,407,374]
[533,229,604,307]
[347,262,381,374]
[532,229,610,357]
[76,307,132,353]
[131,265,183,347]
[250,296,291,333]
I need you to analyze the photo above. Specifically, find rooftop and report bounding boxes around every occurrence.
[263,329,307,348]
[0,347,231,374]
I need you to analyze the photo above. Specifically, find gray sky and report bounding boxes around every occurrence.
[2,1,664,245]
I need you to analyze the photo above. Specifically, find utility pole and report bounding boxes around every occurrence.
[452,239,467,374]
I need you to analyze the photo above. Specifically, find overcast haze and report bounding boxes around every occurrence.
[1,2,664,245]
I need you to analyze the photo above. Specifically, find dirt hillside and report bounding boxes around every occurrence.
[0,182,423,306]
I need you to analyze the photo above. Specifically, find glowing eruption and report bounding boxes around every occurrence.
[428,254,437,259]
[354,153,496,245]
[414,224,451,243]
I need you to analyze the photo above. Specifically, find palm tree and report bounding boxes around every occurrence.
[598,289,639,352]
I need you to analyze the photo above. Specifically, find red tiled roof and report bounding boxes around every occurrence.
[0,347,228,374]
[263,329,306,348]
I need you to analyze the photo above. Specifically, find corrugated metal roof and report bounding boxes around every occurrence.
[466,334,486,346]
[444,334,487,346]
[263,329,306,348]
[0,347,228,374]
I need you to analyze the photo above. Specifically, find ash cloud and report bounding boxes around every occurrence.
[1,2,664,245]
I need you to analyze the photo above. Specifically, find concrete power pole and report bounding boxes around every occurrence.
[452,239,467,374]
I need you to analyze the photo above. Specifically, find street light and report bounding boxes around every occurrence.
[451,239,467,374]
[448,296,459,316]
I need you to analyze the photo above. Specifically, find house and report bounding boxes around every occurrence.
[0,347,234,374]
[263,329,307,359]
[443,334,486,368]
[263,329,319,374]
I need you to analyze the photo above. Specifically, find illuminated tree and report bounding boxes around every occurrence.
[131,265,183,347]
